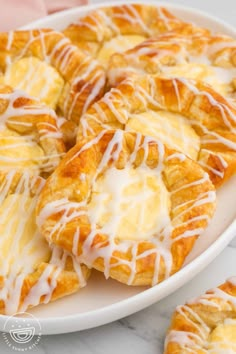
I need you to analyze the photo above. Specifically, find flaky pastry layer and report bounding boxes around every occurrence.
[108,30,236,100]
[0,85,65,175]
[164,277,236,353]
[0,170,90,315]
[36,130,215,286]
[63,5,208,65]
[78,76,236,187]
[0,29,106,141]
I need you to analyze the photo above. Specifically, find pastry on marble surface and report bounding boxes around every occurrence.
[63,4,208,68]
[0,85,65,175]
[36,130,215,286]
[78,75,236,188]
[0,29,106,144]
[0,170,90,315]
[164,277,236,353]
[108,30,236,101]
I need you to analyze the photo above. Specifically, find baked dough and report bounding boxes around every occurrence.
[78,76,236,187]
[36,130,215,286]
[164,277,236,353]
[63,5,208,67]
[0,85,65,175]
[108,31,236,100]
[0,170,90,315]
[0,29,106,142]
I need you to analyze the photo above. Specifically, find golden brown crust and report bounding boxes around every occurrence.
[63,5,207,57]
[0,84,65,174]
[164,277,236,354]
[36,130,215,286]
[0,29,106,135]
[0,171,90,315]
[78,76,236,187]
[108,30,236,91]
[0,263,90,315]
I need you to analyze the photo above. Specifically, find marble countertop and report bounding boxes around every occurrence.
[0,1,235,353]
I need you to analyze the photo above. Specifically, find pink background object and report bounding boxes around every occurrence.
[0,0,88,31]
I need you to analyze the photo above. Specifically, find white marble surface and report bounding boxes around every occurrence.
[0,0,235,353]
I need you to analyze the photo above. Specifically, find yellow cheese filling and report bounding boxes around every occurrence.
[2,57,64,109]
[0,128,44,170]
[0,193,50,274]
[162,63,236,97]
[126,110,200,160]
[88,166,171,241]
[97,35,145,66]
[208,320,236,353]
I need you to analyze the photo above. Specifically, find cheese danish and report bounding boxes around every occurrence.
[36,130,215,286]
[164,277,236,353]
[78,76,236,187]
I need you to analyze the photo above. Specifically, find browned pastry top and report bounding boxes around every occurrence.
[78,75,236,187]
[164,277,236,353]
[36,130,215,286]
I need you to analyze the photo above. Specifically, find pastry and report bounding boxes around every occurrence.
[0,170,90,315]
[36,130,215,286]
[0,86,89,314]
[0,29,106,142]
[0,85,65,175]
[108,31,236,100]
[78,76,236,187]
[63,5,208,67]
[164,277,236,353]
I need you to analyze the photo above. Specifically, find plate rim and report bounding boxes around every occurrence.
[1,0,236,335]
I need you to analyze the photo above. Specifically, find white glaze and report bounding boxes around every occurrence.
[3,29,104,123]
[0,171,87,315]
[109,32,236,99]
[0,89,64,173]
[38,131,215,286]
[166,279,236,352]
[80,76,236,182]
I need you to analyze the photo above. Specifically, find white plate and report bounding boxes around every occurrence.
[1,1,236,335]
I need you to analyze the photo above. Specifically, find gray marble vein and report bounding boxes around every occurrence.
[230,237,236,248]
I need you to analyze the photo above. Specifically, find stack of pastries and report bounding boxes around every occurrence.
[0,3,235,350]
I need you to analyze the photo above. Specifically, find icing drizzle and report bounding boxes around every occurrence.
[108,32,236,100]
[37,130,215,286]
[1,29,105,124]
[0,87,64,174]
[79,76,236,183]
[70,5,183,42]
[0,171,87,315]
[165,277,236,353]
